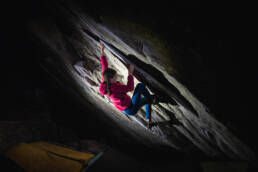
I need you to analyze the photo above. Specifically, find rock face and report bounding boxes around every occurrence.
[27,0,255,165]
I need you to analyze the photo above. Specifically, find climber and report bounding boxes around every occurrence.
[98,42,159,129]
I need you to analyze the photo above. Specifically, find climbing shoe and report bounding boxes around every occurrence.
[145,118,152,129]
[150,95,159,105]
[147,122,153,129]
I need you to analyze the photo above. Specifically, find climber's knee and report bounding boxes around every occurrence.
[136,83,145,89]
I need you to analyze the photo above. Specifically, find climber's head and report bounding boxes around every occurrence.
[103,68,117,96]
[103,68,117,83]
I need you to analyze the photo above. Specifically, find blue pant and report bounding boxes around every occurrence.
[123,83,152,119]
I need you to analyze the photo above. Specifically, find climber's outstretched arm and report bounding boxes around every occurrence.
[100,43,108,82]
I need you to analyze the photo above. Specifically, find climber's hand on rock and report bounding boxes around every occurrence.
[100,42,104,50]
[128,64,134,74]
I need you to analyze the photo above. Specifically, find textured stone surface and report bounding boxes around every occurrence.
[26,0,255,165]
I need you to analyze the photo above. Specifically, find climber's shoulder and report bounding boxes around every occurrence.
[99,82,105,87]
[99,81,116,90]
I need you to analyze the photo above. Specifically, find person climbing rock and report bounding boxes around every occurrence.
[98,43,159,129]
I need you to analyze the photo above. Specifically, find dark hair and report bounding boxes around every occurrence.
[103,68,117,96]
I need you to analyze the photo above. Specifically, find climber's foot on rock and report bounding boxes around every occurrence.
[150,94,159,105]
[147,118,152,129]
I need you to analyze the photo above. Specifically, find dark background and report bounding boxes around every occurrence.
[1,0,257,160]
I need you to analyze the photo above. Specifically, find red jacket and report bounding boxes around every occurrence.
[99,55,134,111]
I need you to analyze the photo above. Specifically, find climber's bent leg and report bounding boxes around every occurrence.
[145,100,151,119]
[133,83,152,103]
[123,96,151,119]
[123,86,151,115]
[123,89,142,115]
[123,83,152,118]
[133,83,152,118]
[136,96,151,119]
